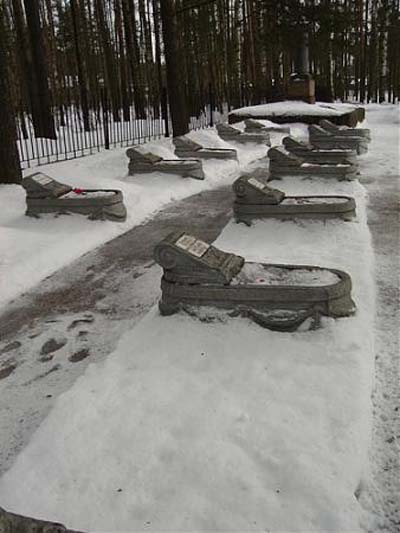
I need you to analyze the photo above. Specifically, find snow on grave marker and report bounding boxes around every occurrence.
[154,231,356,331]
[21,173,127,222]
[232,173,356,224]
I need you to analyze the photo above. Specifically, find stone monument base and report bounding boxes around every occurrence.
[288,79,316,104]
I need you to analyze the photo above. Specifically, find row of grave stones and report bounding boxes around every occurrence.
[20,117,368,220]
[151,117,370,331]
[19,117,370,332]
[6,115,372,528]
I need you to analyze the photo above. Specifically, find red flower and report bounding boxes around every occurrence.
[73,188,84,194]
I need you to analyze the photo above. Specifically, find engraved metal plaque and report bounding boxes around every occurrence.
[188,239,210,258]
[175,234,209,258]
[32,173,53,186]
[247,177,265,190]
[175,234,196,251]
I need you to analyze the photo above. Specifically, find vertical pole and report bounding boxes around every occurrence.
[101,87,110,150]
[161,87,170,138]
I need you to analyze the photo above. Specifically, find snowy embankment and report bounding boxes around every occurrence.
[0,128,269,310]
[0,173,375,531]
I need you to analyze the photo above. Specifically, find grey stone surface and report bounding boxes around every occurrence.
[154,232,356,331]
[232,173,356,223]
[126,147,205,179]
[268,146,357,180]
[173,136,237,160]
[283,136,357,165]
[22,173,72,199]
[309,125,369,155]
[154,231,245,285]
[244,119,290,134]
[320,119,371,141]
[0,506,85,533]
[216,123,271,145]
[22,174,127,222]
[232,173,285,205]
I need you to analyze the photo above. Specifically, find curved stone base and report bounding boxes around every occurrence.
[233,195,356,223]
[216,124,271,145]
[309,126,369,155]
[269,163,356,181]
[320,119,371,141]
[159,262,355,331]
[25,189,127,222]
[128,161,205,180]
[283,137,357,166]
[174,148,237,160]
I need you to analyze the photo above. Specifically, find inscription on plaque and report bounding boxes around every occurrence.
[175,234,196,251]
[175,234,210,258]
[247,177,265,190]
[32,173,53,186]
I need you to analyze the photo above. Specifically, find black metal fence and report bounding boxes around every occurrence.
[17,98,224,170]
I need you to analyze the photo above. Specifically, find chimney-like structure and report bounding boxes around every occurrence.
[288,29,315,104]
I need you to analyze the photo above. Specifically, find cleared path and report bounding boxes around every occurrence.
[0,185,233,475]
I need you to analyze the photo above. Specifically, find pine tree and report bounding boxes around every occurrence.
[160,0,189,136]
[0,2,22,184]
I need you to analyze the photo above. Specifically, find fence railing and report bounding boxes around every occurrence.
[17,100,227,170]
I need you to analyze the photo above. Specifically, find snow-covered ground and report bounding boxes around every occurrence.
[0,173,376,529]
[0,129,272,310]
[0,104,398,532]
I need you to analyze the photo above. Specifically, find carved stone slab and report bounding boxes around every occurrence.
[232,174,285,205]
[268,146,356,180]
[320,119,371,140]
[22,174,127,221]
[233,194,356,224]
[22,172,72,199]
[283,136,357,165]
[244,118,290,134]
[309,125,368,155]
[268,146,302,167]
[126,147,205,179]
[173,136,237,160]
[154,233,356,331]
[216,123,271,145]
[154,231,245,284]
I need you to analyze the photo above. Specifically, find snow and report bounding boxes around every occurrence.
[282,196,350,205]
[62,190,117,198]
[0,171,376,531]
[0,129,268,310]
[1,103,398,531]
[230,100,362,118]
[232,263,341,286]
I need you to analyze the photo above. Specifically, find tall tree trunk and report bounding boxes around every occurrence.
[160,0,189,137]
[115,0,130,121]
[0,4,22,184]
[95,0,121,121]
[23,0,56,138]
[71,0,91,131]
[122,0,146,117]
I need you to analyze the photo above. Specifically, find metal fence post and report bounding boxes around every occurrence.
[161,87,169,137]
[209,83,214,127]
[101,88,110,150]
